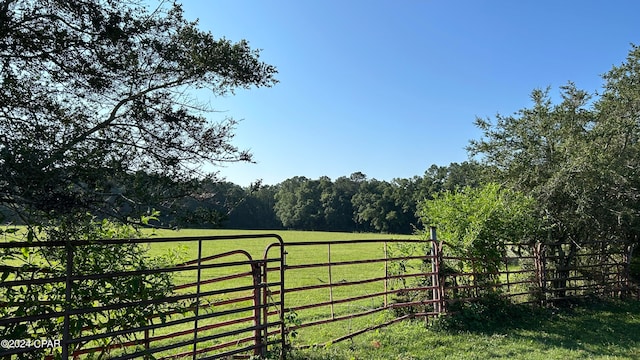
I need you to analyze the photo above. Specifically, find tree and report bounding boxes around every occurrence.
[468,84,600,295]
[419,162,486,197]
[419,183,539,283]
[169,179,244,228]
[0,0,278,225]
[230,183,281,229]
[352,178,416,234]
[274,177,325,230]
[0,1,277,357]
[468,45,640,295]
[321,176,358,231]
[592,44,640,244]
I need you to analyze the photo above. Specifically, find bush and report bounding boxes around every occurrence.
[431,294,540,333]
[419,183,540,287]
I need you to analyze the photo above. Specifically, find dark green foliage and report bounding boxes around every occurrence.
[267,166,487,234]
[274,176,326,230]
[432,294,543,333]
[420,161,487,196]
[0,0,278,225]
[321,176,358,231]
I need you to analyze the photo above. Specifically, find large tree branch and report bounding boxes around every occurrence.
[53,76,190,160]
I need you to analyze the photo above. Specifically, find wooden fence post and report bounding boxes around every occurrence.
[534,242,547,306]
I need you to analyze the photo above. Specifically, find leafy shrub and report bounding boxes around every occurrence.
[419,183,540,287]
[431,294,540,333]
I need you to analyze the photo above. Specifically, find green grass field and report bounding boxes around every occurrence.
[290,299,640,360]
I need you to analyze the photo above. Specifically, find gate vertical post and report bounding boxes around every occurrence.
[261,260,269,356]
[280,244,286,359]
[252,262,265,358]
[429,227,440,314]
[144,327,150,359]
[62,242,74,360]
[384,241,388,307]
[328,243,335,319]
[438,241,446,314]
[192,238,203,360]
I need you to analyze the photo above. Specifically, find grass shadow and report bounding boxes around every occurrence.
[507,299,640,358]
[288,299,640,360]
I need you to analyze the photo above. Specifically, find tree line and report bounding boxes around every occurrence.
[47,162,482,234]
[189,162,484,233]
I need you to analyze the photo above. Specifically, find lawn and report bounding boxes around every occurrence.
[290,299,640,360]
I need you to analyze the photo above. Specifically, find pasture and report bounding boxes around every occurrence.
[289,299,640,360]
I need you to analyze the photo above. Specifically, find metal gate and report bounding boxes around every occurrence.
[0,234,285,359]
[268,237,442,349]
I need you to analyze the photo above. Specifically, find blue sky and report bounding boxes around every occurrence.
[178,1,640,186]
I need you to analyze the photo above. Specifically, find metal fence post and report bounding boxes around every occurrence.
[429,227,440,314]
[261,260,270,357]
[192,238,203,360]
[252,262,264,357]
[384,241,388,307]
[62,243,74,360]
[280,244,286,359]
[328,243,335,319]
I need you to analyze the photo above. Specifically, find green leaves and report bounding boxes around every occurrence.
[0,216,189,358]
[1,0,278,224]
[420,183,539,276]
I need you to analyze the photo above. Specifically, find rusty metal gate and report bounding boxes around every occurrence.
[267,237,443,349]
[0,234,286,359]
